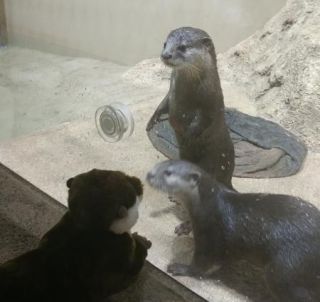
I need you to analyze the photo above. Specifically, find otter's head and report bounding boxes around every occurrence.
[147,160,203,198]
[161,27,214,69]
[66,169,143,234]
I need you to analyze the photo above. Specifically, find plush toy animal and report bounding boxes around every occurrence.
[0,169,151,302]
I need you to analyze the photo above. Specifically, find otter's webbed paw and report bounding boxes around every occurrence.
[168,263,208,279]
[174,221,192,236]
[168,195,178,203]
[146,118,157,131]
[146,114,164,131]
[167,263,205,279]
[146,112,169,131]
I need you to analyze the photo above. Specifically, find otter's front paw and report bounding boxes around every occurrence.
[174,221,192,236]
[146,113,168,131]
[168,195,177,203]
[167,263,193,276]
[132,232,152,249]
[146,115,160,131]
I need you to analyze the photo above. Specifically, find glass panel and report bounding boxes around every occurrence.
[2,1,319,302]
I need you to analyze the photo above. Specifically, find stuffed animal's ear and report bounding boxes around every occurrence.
[66,178,74,188]
[128,176,143,196]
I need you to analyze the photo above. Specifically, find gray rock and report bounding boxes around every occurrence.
[218,0,320,151]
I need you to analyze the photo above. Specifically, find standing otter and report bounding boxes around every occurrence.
[147,160,320,302]
[147,27,234,189]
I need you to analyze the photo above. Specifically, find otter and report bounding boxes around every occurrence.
[147,27,235,189]
[0,169,151,302]
[147,160,320,302]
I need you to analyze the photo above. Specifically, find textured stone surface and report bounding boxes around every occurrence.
[218,0,320,151]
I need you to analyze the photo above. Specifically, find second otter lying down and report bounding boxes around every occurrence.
[147,160,320,302]
[0,169,151,302]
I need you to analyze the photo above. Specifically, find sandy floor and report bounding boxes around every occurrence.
[0,46,128,141]
[0,47,319,302]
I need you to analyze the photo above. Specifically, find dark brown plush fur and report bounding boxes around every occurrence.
[0,169,151,302]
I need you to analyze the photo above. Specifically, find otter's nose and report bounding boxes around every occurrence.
[146,171,155,183]
[161,52,172,60]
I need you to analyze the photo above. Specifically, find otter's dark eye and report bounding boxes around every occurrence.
[163,42,167,49]
[164,170,172,177]
[177,45,187,52]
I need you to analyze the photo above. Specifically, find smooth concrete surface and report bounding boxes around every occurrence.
[4,0,286,65]
[0,47,320,302]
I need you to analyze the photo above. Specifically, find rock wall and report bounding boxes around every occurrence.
[218,0,320,151]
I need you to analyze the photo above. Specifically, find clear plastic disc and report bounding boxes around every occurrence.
[95,102,134,143]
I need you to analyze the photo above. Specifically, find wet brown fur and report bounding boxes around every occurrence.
[147,27,235,189]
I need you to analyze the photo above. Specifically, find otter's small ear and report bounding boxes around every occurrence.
[118,206,128,219]
[128,176,143,196]
[66,178,74,188]
[201,37,213,48]
[188,172,201,186]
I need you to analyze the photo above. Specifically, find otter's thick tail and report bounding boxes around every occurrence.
[147,109,307,178]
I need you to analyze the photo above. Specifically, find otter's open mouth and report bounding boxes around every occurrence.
[161,59,176,68]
